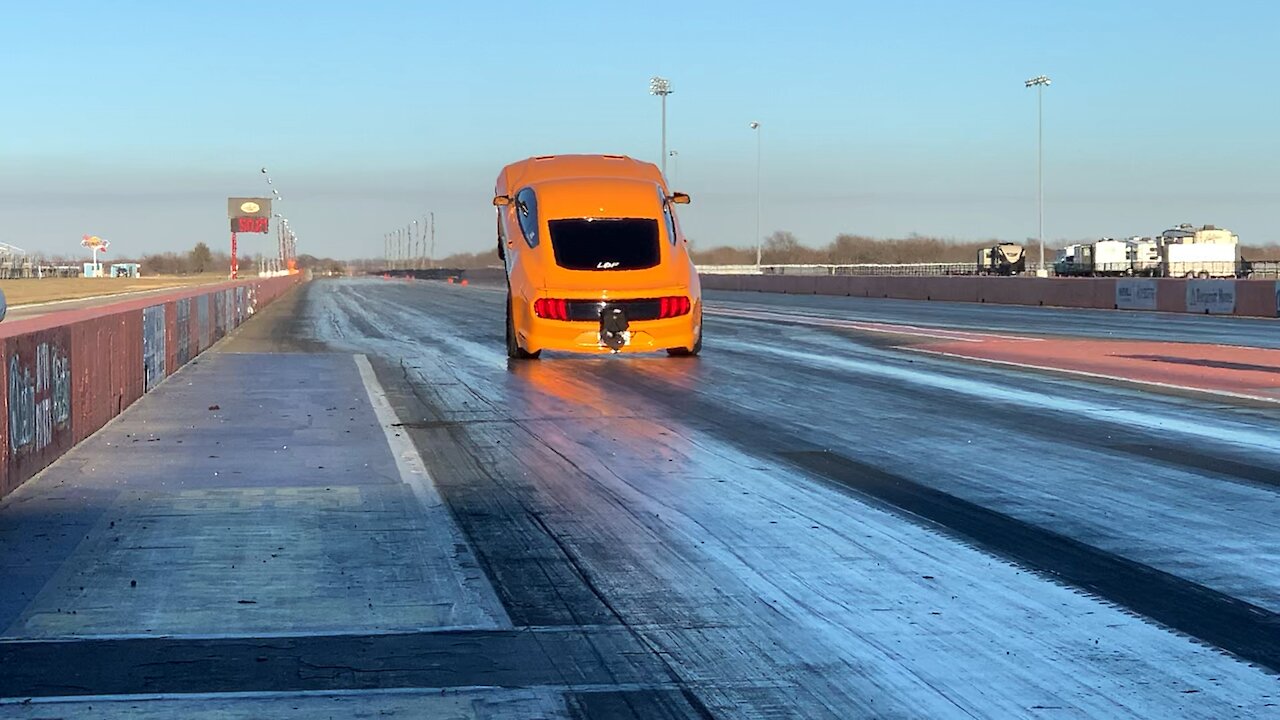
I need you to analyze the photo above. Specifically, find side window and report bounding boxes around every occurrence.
[658,187,678,246]
[516,188,539,248]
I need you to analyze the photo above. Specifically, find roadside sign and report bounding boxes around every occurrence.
[227,197,272,234]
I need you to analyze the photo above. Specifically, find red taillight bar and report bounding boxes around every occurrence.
[534,298,570,320]
[658,296,691,319]
[533,297,692,321]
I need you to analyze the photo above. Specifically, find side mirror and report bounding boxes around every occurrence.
[493,195,511,207]
[669,192,691,205]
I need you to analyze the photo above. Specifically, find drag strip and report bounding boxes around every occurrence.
[284,279,1278,717]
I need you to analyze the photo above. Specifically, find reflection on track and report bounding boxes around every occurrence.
[302,278,1280,718]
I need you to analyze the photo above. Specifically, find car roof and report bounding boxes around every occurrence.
[498,154,664,191]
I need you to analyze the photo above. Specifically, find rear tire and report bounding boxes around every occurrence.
[506,291,540,360]
[667,332,702,357]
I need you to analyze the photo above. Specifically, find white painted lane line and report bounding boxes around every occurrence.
[353,353,514,629]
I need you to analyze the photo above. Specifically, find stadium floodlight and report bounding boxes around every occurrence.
[650,76,673,179]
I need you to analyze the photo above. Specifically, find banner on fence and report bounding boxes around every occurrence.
[1116,279,1158,311]
[1185,280,1236,314]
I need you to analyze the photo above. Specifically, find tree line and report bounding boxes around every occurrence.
[693,232,1004,265]
[328,232,1280,273]
[411,233,1008,268]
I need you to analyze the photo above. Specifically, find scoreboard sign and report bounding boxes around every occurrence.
[227,197,272,233]
[232,216,269,233]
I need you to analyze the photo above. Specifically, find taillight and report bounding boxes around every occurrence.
[659,296,691,318]
[534,297,692,321]
[533,298,570,320]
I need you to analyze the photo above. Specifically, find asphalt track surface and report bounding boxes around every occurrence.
[2,278,1277,718]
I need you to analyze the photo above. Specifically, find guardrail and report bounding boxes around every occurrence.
[699,263,965,276]
[700,261,1280,279]
[369,267,509,284]
[699,273,1280,319]
[697,263,977,277]
[0,274,305,500]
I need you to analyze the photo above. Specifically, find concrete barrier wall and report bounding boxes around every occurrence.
[462,267,508,284]
[701,274,1280,319]
[0,275,303,499]
[1234,280,1276,318]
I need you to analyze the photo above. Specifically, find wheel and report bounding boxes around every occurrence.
[506,291,540,359]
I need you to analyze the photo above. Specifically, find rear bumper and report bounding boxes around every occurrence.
[523,316,700,354]
[516,290,701,354]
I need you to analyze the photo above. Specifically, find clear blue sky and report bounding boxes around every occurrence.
[3,1,1277,261]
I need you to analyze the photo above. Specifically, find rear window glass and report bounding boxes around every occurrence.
[548,218,660,271]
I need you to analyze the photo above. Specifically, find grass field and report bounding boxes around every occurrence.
[0,274,228,307]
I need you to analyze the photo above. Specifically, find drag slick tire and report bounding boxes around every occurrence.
[506,291,540,360]
[666,333,702,357]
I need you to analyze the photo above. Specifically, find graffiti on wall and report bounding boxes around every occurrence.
[142,305,167,392]
[214,290,227,340]
[8,340,71,454]
[175,298,192,367]
[197,295,212,351]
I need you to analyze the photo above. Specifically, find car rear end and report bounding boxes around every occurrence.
[518,178,701,355]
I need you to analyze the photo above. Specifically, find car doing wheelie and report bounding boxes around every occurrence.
[493,154,702,359]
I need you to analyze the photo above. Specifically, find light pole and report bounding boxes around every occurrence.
[428,211,435,268]
[649,76,672,179]
[668,150,679,187]
[412,220,420,269]
[1025,75,1051,274]
[750,121,762,266]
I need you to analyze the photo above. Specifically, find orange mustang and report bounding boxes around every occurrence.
[493,154,702,358]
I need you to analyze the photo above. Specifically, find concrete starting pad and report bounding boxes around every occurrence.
[0,351,536,717]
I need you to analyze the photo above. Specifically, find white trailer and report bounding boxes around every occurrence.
[1128,238,1161,276]
[1163,242,1238,278]
[1092,239,1130,275]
